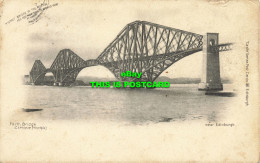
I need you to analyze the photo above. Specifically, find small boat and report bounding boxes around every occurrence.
[159,117,173,122]
[205,91,236,97]
[22,108,43,112]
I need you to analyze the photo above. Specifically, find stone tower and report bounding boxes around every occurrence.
[198,33,223,91]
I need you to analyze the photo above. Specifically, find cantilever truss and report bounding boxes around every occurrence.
[97,21,203,82]
[29,21,233,85]
[50,49,87,84]
[30,60,46,84]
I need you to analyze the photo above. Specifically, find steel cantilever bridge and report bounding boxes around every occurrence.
[30,21,233,88]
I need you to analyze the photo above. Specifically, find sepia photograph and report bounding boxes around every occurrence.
[0,0,259,162]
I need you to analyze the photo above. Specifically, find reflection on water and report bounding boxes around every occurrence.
[16,84,234,125]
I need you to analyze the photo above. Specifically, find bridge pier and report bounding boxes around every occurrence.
[53,82,64,86]
[199,33,223,91]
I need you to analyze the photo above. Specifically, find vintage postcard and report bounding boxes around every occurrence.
[0,0,259,162]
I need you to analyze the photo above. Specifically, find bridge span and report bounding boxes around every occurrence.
[29,21,233,90]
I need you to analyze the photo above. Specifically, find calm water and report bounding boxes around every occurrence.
[18,84,234,125]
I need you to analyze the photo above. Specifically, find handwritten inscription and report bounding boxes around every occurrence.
[5,0,58,25]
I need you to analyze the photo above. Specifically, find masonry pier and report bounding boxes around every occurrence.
[198,33,223,91]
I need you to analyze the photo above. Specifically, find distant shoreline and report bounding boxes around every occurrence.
[23,75,232,86]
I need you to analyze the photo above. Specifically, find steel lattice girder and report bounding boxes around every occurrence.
[214,43,233,52]
[29,60,46,84]
[29,21,234,85]
[50,49,87,83]
[97,21,203,81]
